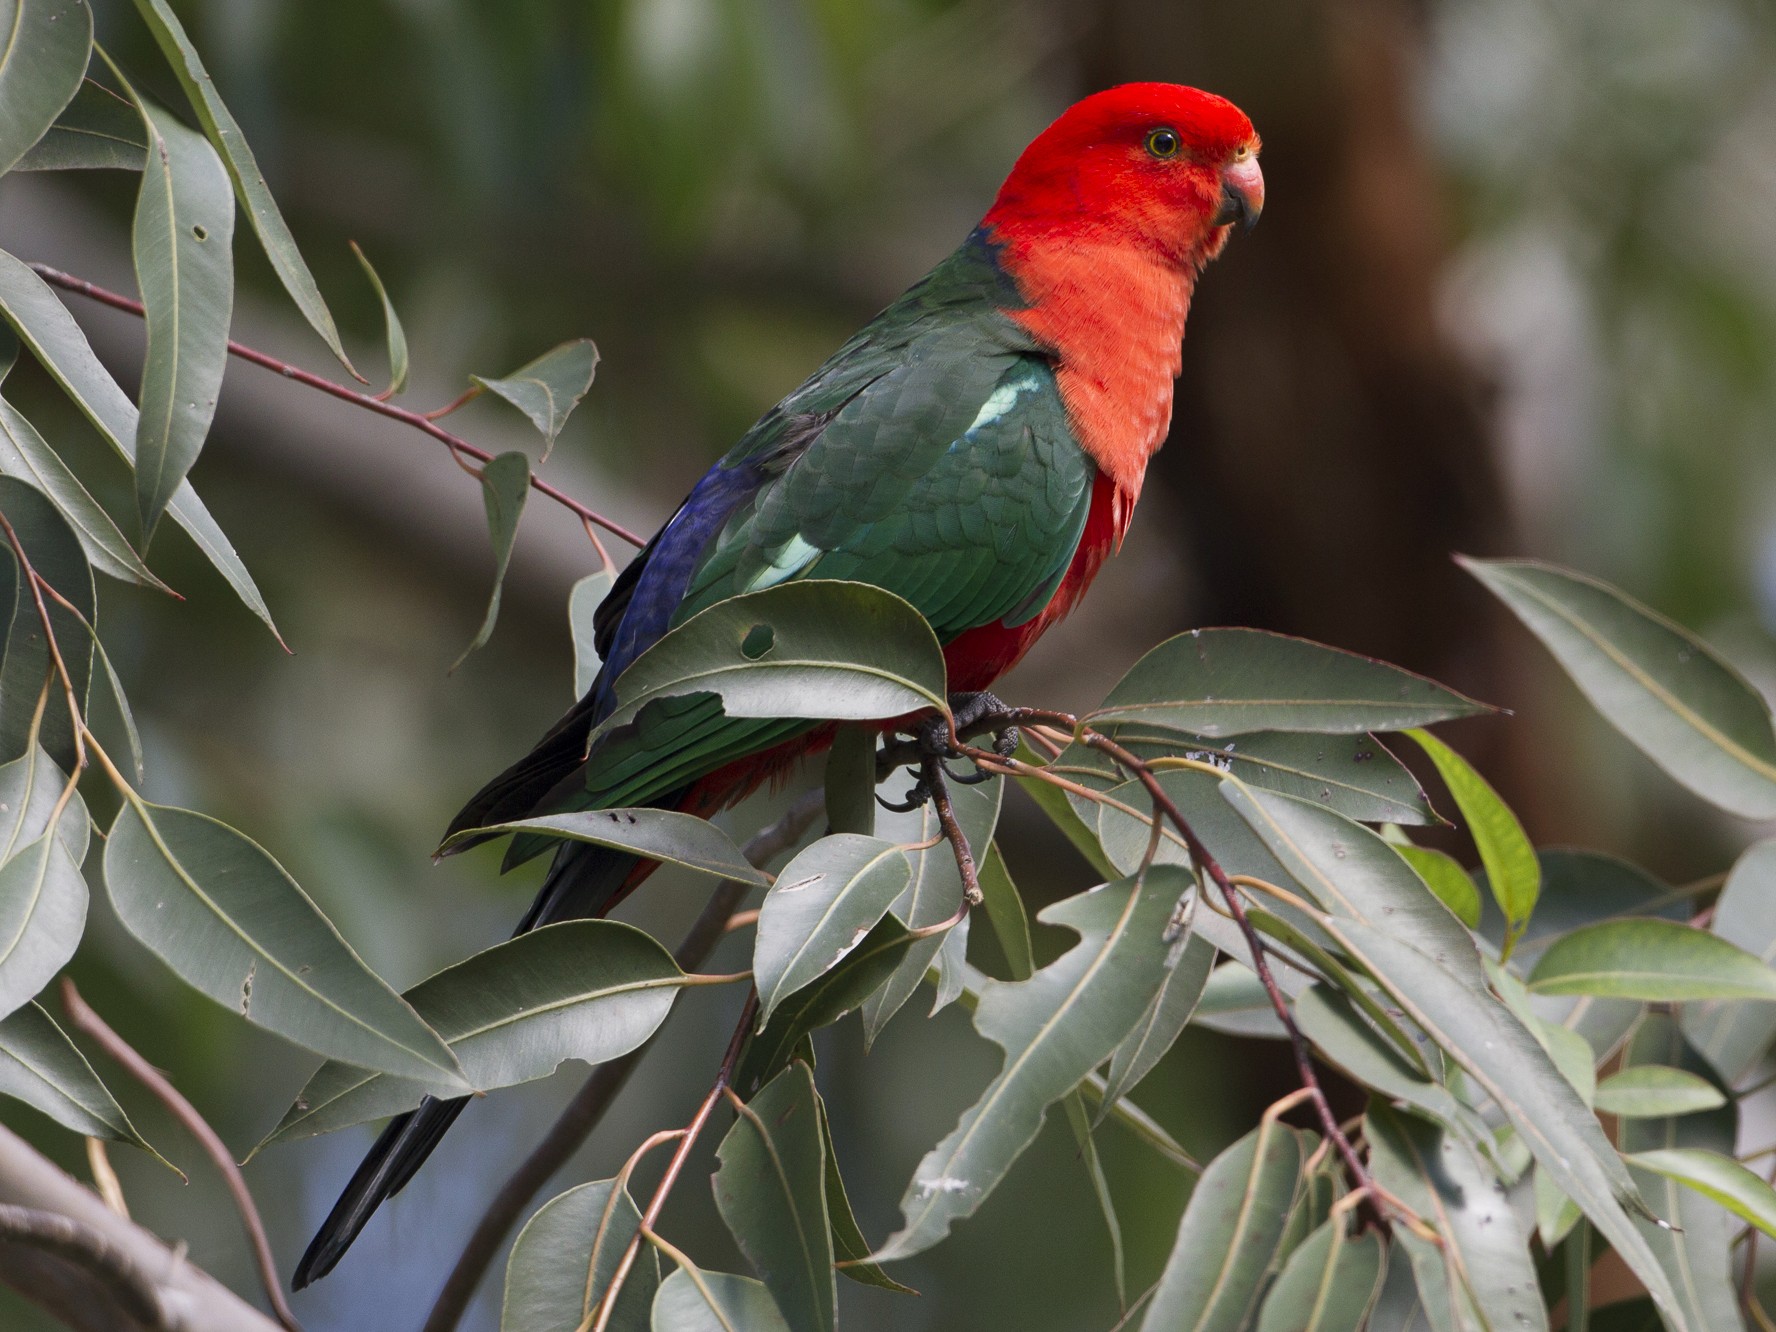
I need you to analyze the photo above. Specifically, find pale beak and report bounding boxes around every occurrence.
[1214,155,1265,232]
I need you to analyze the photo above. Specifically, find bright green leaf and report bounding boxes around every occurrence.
[502,1178,656,1332]
[1463,556,1776,818]
[1139,1113,1305,1331]
[442,808,769,886]
[0,0,91,175]
[105,800,466,1087]
[1255,1218,1386,1332]
[15,77,145,172]
[1595,1066,1728,1118]
[1394,844,1480,930]
[651,1269,791,1332]
[875,865,1190,1261]
[712,1062,833,1332]
[1088,628,1490,738]
[472,339,599,453]
[349,242,407,398]
[1529,918,1776,1001]
[1407,729,1538,954]
[754,834,910,1023]
[130,0,361,378]
[452,450,529,668]
[1627,1150,1776,1239]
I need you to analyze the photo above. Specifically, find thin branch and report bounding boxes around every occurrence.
[421,789,824,1332]
[60,981,302,1332]
[924,758,981,905]
[84,1140,128,1221]
[29,263,645,550]
[0,1202,167,1329]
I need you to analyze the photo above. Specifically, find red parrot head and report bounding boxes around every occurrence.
[984,82,1263,267]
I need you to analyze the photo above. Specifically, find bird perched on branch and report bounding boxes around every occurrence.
[296,80,1262,1287]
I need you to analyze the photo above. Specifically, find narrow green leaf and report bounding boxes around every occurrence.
[1139,1114,1305,1331]
[1407,729,1539,954]
[264,920,686,1146]
[1255,1217,1386,1332]
[130,0,361,378]
[569,568,613,699]
[1096,930,1215,1122]
[86,630,142,781]
[1393,845,1480,930]
[1088,628,1490,738]
[712,1062,833,1332]
[1529,918,1776,1001]
[0,475,94,771]
[754,834,910,1023]
[1462,556,1776,818]
[502,1178,656,1332]
[121,91,235,540]
[1535,1167,1582,1250]
[599,582,947,740]
[1629,1149,1776,1239]
[472,339,599,454]
[861,771,998,1041]
[1192,961,1288,1040]
[0,250,280,639]
[821,724,875,838]
[1061,1091,1126,1308]
[0,0,91,175]
[1013,759,1116,879]
[651,1269,791,1332]
[0,397,163,587]
[875,865,1190,1261]
[0,999,147,1148]
[1366,1103,1548,1332]
[349,242,407,397]
[814,1095,913,1295]
[977,841,1034,982]
[442,808,769,885]
[16,77,145,172]
[0,831,85,1018]
[452,450,529,668]
[104,800,466,1087]
[1595,1066,1728,1118]
[1683,838,1776,1083]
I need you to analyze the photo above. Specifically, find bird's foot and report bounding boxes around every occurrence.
[875,692,1022,811]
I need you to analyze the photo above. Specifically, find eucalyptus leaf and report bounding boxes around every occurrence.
[350,242,408,397]
[452,450,529,668]
[1012,744,1116,879]
[1462,557,1776,818]
[0,832,85,1018]
[1407,728,1538,952]
[1192,961,1288,1040]
[1097,929,1215,1121]
[1365,1103,1548,1332]
[131,0,361,377]
[15,77,145,172]
[977,841,1034,982]
[105,800,465,1086]
[0,250,279,638]
[472,339,599,452]
[0,999,146,1148]
[1595,1066,1728,1118]
[1683,838,1776,1084]
[1628,1148,1776,1240]
[570,568,615,698]
[598,582,947,739]
[124,93,235,540]
[1061,1090,1126,1308]
[1139,1113,1305,1332]
[443,808,769,886]
[814,1095,913,1295]
[501,1178,656,1332]
[0,743,88,864]
[1529,918,1776,1001]
[875,866,1189,1260]
[754,834,910,1023]
[1255,1217,1386,1332]
[263,920,685,1145]
[1088,628,1489,738]
[712,1062,833,1332]
[650,1269,791,1332]
[0,475,94,770]
[0,0,91,175]
[1393,844,1480,930]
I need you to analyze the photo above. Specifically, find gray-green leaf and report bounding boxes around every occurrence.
[452,450,529,668]
[0,999,146,1148]
[104,800,465,1086]
[15,77,145,172]
[1096,930,1214,1121]
[350,242,408,398]
[0,475,94,770]
[0,0,91,175]
[1683,838,1776,1083]
[651,1269,791,1332]
[0,832,85,1018]
[442,808,769,886]
[1529,918,1776,1001]
[1255,1217,1387,1332]
[473,339,599,453]
[502,1178,656,1332]
[570,568,615,698]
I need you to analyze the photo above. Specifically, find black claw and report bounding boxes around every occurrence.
[941,758,992,786]
[876,780,930,813]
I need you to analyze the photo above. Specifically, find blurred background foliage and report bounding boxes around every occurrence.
[5,0,1776,1327]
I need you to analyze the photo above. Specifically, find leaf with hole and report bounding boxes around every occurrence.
[16,77,145,172]
[713,1062,833,1332]
[104,800,465,1087]
[1463,557,1776,818]
[0,250,279,638]
[501,1177,656,1332]
[263,920,686,1145]
[472,339,599,454]
[1139,1112,1305,1332]
[451,450,529,668]
[754,834,910,1024]
[1088,628,1489,738]
[875,865,1189,1261]
[0,0,91,176]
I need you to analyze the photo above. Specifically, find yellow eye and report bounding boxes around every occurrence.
[1232,143,1252,162]
[1144,127,1180,160]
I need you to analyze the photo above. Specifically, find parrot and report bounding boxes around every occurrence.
[295,80,1262,1288]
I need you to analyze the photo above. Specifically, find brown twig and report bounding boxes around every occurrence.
[923,757,982,905]
[29,263,646,550]
[0,1202,168,1328]
[421,790,823,1332]
[59,981,302,1332]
